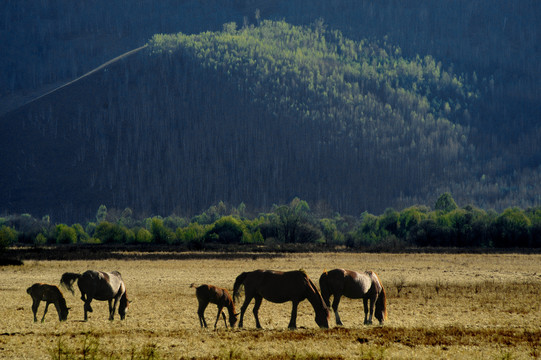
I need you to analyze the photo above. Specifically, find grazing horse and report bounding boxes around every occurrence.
[26,283,70,322]
[191,283,238,329]
[319,269,387,326]
[60,270,129,321]
[233,270,329,329]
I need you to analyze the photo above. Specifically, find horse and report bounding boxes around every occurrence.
[191,283,238,329]
[26,283,70,322]
[60,270,129,321]
[319,269,387,326]
[233,270,329,329]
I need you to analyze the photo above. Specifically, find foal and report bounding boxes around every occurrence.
[26,283,69,322]
[191,284,238,329]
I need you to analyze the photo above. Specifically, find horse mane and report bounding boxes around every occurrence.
[372,271,387,320]
[306,277,330,314]
[60,272,81,295]
[232,272,248,303]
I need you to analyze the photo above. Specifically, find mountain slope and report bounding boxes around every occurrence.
[0,20,539,222]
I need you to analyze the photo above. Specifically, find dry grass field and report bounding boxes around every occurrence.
[1,252,540,359]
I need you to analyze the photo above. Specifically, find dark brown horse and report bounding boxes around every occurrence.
[26,283,70,322]
[233,270,329,329]
[61,270,129,321]
[191,283,238,329]
[319,269,387,326]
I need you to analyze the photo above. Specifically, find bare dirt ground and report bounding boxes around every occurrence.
[1,252,540,359]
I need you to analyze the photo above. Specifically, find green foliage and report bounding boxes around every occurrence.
[136,228,153,244]
[96,205,107,223]
[55,224,77,244]
[147,20,477,184]
[150,217,174,244]
[176,222,207,247]
[434,192,458,213]
[94,221,133,244]
[0,225,18,251]
[268,198,318,243]
[206,216,246,244]
[34,233,47,246]
[493,208,531,248]
[2,199,540,249]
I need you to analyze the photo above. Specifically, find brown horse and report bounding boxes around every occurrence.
[319,269,387,326]
[233,270,329,329]
[191,283,238,329]
[26,283,70,322]
[61,270,129,321]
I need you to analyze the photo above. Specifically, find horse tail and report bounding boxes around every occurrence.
[60,272,81,295]
[373,272,388,321]
[233,272,248,303]
[318,271,331,308]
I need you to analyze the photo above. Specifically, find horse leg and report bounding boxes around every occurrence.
[108,299,114,320]
[198,301,208,328]
[367,295,376,325]
[363,298,372,325]
[221,308,227,328]
[214,305,225,329]
[238,294,254,328]
[288,301,299,329]
[110,296,120,320]
[252,295,263,329]
[84,298,93,321]
[332,295,343,326]
[41,301,50,322]
[31,300,39,322]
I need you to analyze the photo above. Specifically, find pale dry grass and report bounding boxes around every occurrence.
[0,252,540,359]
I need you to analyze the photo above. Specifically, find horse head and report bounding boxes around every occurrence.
[119,292,130,320]
[60,306,70,321]
[315,308,330,329]
[229,312,239,328]
[373,272,387,325]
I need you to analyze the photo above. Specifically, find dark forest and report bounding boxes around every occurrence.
[0,1,539,225]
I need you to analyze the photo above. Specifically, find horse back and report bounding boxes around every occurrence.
[197,284,232,306]
[80,270,124,300]
[27,283,63,302]
[257,270,313,303]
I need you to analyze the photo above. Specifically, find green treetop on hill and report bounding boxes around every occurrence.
[148,20,479,177]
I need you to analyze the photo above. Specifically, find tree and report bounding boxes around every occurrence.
[55,224,77,244]
[0,226,17,252]
[96,205,108,223]
[492,208,531,247]
[150,218,173,244]
[434,192,458,213]
[206,216,245,244]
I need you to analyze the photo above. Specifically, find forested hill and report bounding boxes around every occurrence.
[0,19,538,223]
[1,1,540,222]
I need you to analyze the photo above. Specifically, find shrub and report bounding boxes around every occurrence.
[206,216,246,244]
[136,228,153,244]
[0,225,17,251]
[94,222,132,244]
[55,224,77,244]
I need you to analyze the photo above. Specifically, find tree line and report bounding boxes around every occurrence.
[1,194,540,252]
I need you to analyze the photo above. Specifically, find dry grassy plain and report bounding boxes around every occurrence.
[1,251,540,359]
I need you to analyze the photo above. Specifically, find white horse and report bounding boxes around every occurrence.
[319,269,387,326]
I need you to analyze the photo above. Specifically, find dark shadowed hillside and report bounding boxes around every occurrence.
[1,1,539,223]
